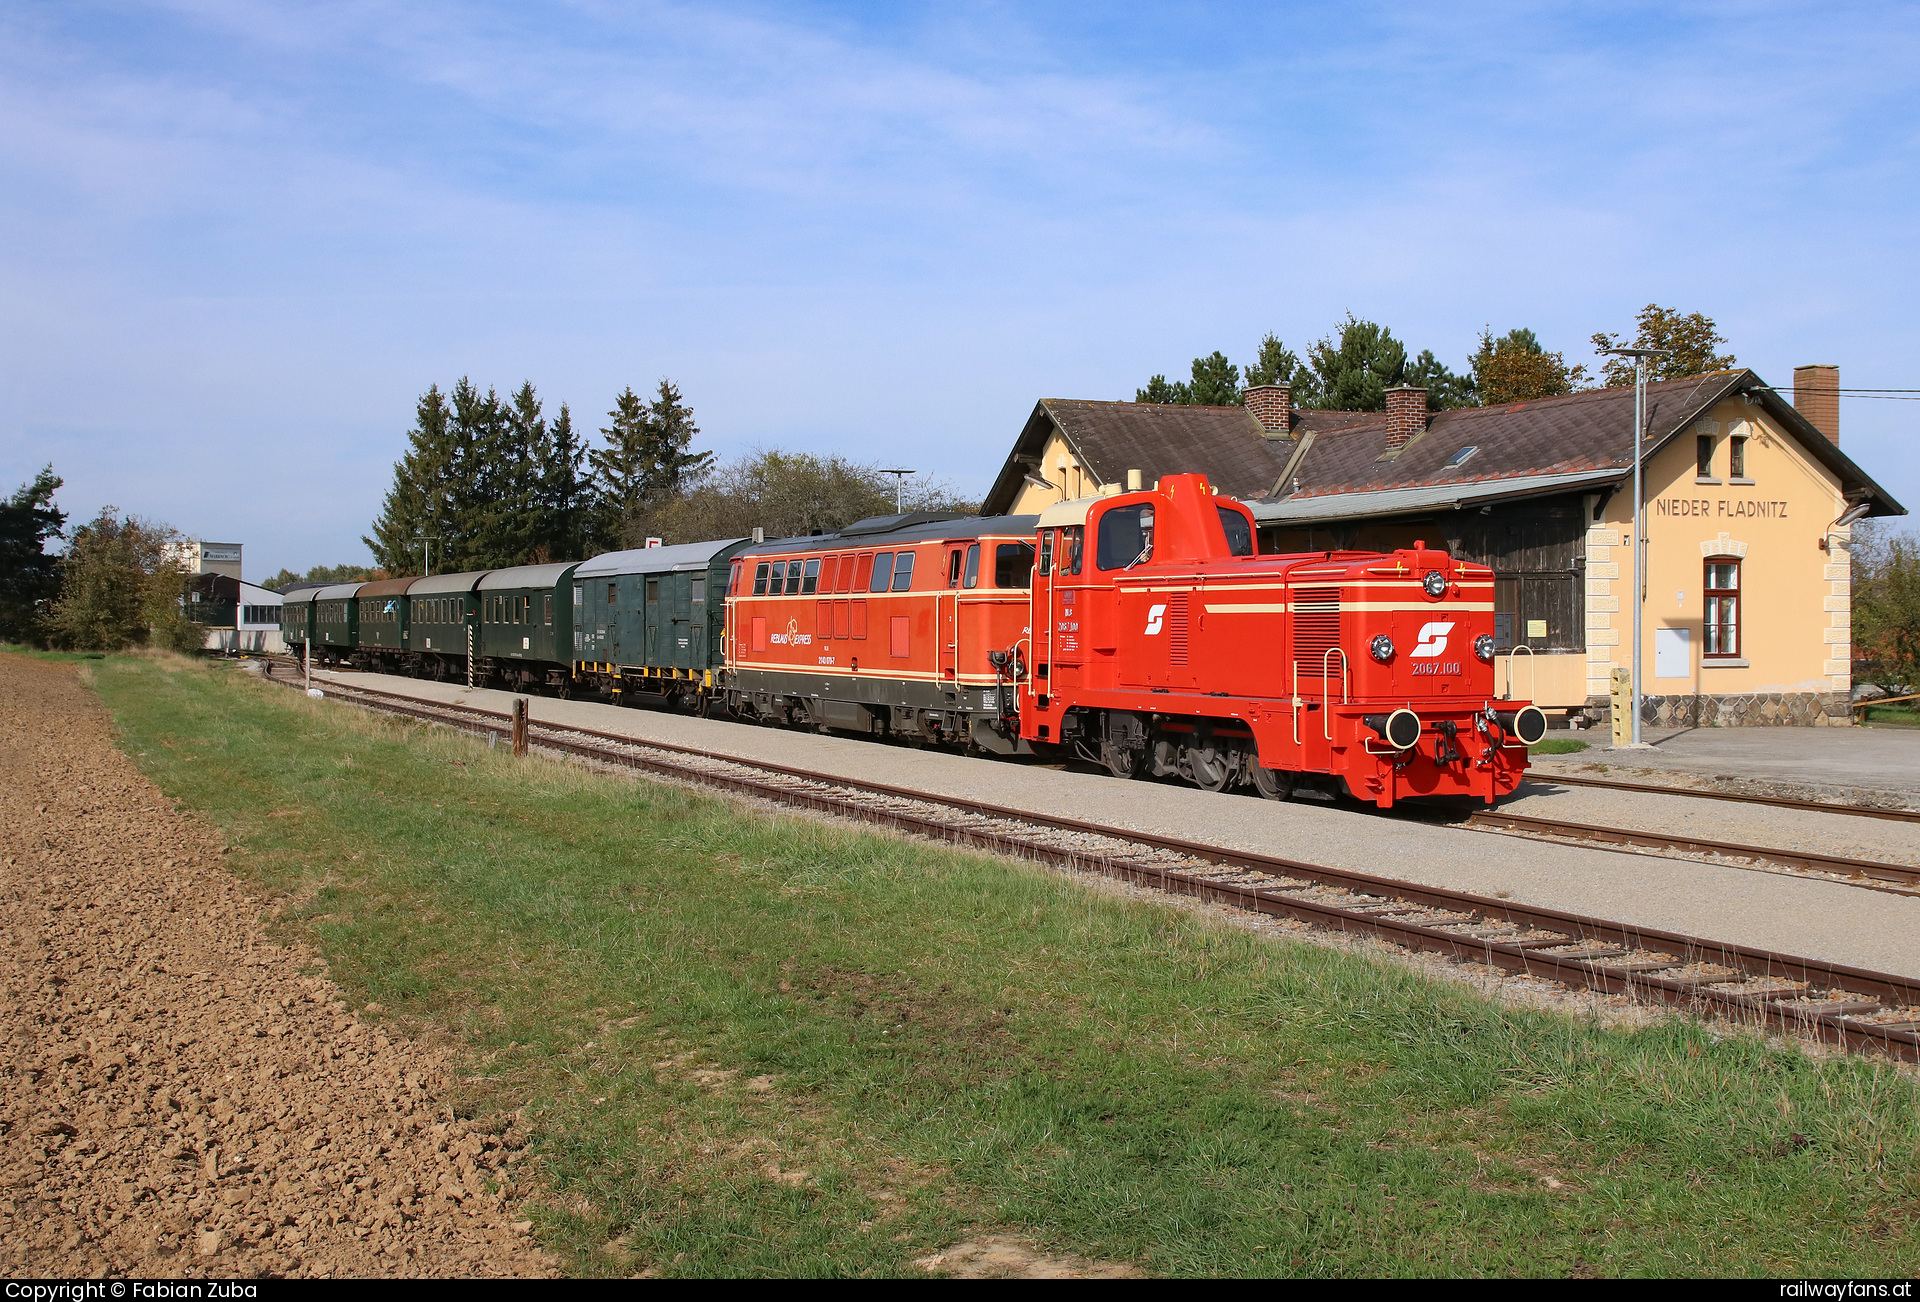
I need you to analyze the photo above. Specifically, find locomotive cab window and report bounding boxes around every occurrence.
[870,552,894,592]
[994,542,1034,588]
[752,562,770,596]
[890,551,916,591]
[1062,526,1083,575]
[962,543,981,589]
[1096,506,1152,571]
[1037,531,1053,577]
[947,548,965,588]
[1217,506,1255,556]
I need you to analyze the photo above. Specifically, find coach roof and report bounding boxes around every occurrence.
[476,562,580,591]
[576,539,748,579]
[409,570,490,595]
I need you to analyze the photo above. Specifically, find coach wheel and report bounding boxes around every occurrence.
[1188,744,1233,793]
[1251,764,1296,801]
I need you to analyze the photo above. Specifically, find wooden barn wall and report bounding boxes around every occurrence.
[1257,494,1588,653]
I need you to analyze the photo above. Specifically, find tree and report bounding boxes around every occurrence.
[1853,520,1920,690]
[0,465,66,644]
[1591,305,1737,388]
[637,450,976,547]
[1243,333,1304,390]
[49,509,196,652]
[1299,315,1409,410]
[1404,348,1476,411]
[1470,327,1591,405]
[365,384,460,576]
[587,380,715,546]
[448,378,523,571]
[1135,374,1190,405]
[536,402,590,563]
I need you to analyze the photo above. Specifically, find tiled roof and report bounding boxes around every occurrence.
[981,371,1905,519]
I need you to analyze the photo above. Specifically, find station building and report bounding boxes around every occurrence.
[981,367,1905,727]
[169,540,285,654]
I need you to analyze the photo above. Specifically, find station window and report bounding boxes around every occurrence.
[870,552,894,592]
[752,562,770,596]
[1730,435,1747,479]
[890,551,916,592]
[1096,504,1154,571]
[801,558,821,594]
[1705,558,1740,658]
[1697,435,1716,479]
[994,542,1034,589]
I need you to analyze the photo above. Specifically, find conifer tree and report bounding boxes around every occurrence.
[642,380,714,503]
[364,385,458,575]
[587,386,652,548]
[538,402,589,562]
[0,465,66,643]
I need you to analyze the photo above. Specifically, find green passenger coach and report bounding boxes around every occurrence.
[311,582,363,666]
[475,562,579,693]
[408,571,487,682]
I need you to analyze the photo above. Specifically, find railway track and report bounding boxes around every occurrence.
[259,657,1920,896]
[258,662,1920,1064]
[1525,769,1920,824]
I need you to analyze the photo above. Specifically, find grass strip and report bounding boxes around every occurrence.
[78,654,1920,1277]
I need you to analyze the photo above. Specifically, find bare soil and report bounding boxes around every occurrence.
[0,656,556,1278]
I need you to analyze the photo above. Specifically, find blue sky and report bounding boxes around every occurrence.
[3,0,1916,580]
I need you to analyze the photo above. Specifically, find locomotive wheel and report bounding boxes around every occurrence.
[1188,745,1232,793]
[1250,764,1296,801]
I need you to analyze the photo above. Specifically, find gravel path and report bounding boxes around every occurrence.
[0,655,556,1279]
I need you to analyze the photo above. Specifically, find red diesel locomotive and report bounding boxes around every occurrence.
[722,472,1546,807]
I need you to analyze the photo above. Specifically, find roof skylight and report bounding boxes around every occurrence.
[1443,445,1480,469]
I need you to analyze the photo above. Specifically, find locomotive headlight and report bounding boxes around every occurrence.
[1369,634,1395,663]
[1475,633,1495,661]
[1422,570,1447,598]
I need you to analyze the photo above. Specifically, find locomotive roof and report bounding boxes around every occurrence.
[740,514,1038,558]
[475,561,580,591]
[576,538,749,579]
[409,570,489,595]
[312,582,365,601]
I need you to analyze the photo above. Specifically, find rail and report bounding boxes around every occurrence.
[262,665,1920,1064]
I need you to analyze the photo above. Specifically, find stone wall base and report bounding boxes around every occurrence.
[1578,691,1852,728]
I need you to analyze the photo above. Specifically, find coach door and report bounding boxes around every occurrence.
[685,575,707,671]
[644,578,662,665]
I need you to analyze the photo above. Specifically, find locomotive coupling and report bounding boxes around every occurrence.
[1490,704,1549,746]
[1362,709,1422,750]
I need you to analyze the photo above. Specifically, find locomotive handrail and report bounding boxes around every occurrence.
[1320,647,1349,740]
[1499,643,1535,701]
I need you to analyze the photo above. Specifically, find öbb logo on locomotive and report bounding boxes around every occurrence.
[282,471,1546,809]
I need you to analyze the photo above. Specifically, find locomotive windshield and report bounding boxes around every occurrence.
[1217,506,1255,556]
[1097,505,1154,570]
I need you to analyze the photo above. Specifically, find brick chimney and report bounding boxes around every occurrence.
[1383,384,1428,452]
[1245,383,1291,436]
[1793,364,1840,444]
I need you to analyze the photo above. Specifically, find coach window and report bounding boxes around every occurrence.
[752,562,770,595]
[1705,558,1740,658]
[962,543,981,589]
[801,558,821,594]
[545,595,553,625]
[1217,506,1255,556]
[691,576,706,607]
[994,542,1034,588]
[890,550,917,591]
[870,552,894,592]
[1097,504,1154,570]
[574,583,583,611]
[785,560,803,594]
[646,579,659,606]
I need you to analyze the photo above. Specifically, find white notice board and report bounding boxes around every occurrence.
[1654,627,1691,679]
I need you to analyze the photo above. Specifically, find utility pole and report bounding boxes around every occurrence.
[1598,346,1670,747]
[416,531,440,578]
[879,469,915,513]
